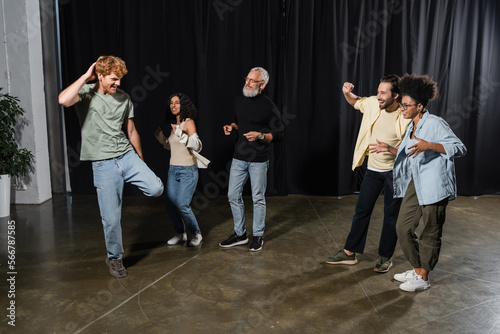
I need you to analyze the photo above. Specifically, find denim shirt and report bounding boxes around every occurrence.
[393,112,467,205]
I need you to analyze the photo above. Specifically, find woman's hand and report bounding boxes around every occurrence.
[408,136,431,157]
[408,136,445,157]
[154,127,162,137]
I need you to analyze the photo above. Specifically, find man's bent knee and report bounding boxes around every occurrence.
[147,180,164,197]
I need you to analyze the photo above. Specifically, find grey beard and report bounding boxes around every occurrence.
[242,85,260,97]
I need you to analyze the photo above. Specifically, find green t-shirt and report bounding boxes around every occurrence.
[75,84,134,161]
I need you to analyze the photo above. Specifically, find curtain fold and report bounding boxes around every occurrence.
[58,0,500,196]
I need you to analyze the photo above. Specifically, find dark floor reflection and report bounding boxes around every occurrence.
[1,194,500,333]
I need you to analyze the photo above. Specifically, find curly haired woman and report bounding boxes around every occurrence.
[370,74,466,291]
[155,93,205,247]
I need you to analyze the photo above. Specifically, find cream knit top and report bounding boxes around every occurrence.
[156,119,197,166]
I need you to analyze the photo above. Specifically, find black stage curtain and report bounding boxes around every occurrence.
[58,0,500,197]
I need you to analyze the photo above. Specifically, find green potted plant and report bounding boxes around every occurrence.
[0,88,34,217]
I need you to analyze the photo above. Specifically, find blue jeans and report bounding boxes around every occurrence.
[166,164,200,235]
[227,158,268,237]
[344,169,402,258]
[92,151,164,260]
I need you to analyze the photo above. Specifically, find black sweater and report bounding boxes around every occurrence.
[232,93,283,162]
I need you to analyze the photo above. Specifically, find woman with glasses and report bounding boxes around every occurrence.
[155,93,206,247]
[370,74,466,291]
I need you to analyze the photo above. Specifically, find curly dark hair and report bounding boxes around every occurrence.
[380,74,401,97]
[399,74,438,107]
[166,93,197,123]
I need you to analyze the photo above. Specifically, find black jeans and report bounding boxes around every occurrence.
[344,169,402,258]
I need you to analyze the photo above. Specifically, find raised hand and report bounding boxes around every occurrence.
[342,82,354,94]
[84,62,97,82]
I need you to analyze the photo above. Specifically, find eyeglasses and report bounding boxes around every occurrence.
[399,103,417,110]
[244,77,263,84]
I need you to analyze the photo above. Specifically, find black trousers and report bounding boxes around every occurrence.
[344,169,402,258]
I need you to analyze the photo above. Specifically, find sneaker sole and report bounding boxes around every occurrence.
[167,238,187,245]
[249,240,264,252]
[374,261,393,273]
[399,283,430,292]
[189,240,203,247]
[394,276,409,283]
[108,270,128,278]
[325,259,358,265]
[188,241,203,247]
[219,238,249,248]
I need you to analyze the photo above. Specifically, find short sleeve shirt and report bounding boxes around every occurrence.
[74,84,134,161]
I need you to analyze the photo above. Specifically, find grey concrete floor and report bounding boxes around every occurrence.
[1,194,499,333]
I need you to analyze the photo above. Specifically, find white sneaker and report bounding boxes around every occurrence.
[394,269,418,283]
[399,275,430,292]
[189,233,203,247]
[167,233,187,245]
